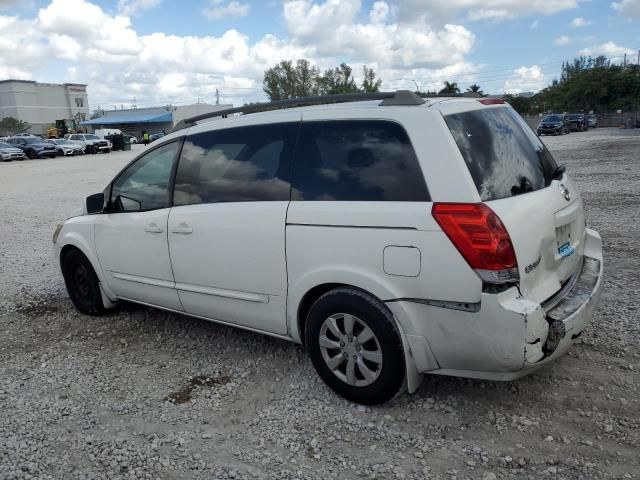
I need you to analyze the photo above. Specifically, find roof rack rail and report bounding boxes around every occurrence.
[171,90,465,132]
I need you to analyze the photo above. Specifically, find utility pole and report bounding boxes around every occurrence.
[132,96,137,110]
[215,88,220,105]
[623,53,627,68]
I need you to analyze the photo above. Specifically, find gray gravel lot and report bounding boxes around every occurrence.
[1,130,639,480]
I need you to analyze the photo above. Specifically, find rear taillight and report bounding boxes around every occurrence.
[432,203,519,285]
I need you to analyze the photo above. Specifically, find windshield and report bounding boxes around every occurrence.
[445,106,558,201]
[544,115,562,122]
[23,138,42,144]
[568,114,583,120]
[56,139,72,144]
[85,134,99,140]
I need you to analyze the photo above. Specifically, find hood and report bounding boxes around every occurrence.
[0,147,23,153]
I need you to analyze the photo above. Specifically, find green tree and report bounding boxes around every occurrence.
[0,117,30,136]
[466,84,484,95]
[438,81,460,94]
[319,63,359,95]
[262,60,382,100]
[533,55,640,113]
[361,65,382,92]
[263,59,321,100]
[503,94,531,115]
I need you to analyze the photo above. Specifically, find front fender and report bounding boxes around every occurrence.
[55,218,117,305]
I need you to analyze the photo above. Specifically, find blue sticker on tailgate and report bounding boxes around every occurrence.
[558,242,575,258]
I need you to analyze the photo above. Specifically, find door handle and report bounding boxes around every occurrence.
[171,223,193,234]
[145,223,163,234]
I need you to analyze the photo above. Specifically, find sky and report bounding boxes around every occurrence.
[0,0,639,111]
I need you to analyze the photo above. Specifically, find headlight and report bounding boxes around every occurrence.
[53,223,63,244]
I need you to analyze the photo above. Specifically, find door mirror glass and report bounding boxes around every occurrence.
[86,192,105,214]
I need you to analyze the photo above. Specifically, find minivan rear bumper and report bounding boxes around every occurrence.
[386,228,603,381]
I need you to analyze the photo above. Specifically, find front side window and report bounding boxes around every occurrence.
[291,120,429,201]
[110,142,179,212]
[173,123,297,206]
[445,106,558,201]
[70,135,80,140]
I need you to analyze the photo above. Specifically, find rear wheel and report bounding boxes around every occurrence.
[305,288,405,405]
[61,249,105,315]
[27,149,37,159]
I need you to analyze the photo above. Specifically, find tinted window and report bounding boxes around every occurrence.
[544,115,562,122]
[0,142,11,148]
[291,120,428,201]
[445,107,558,201]
[173,123,296,205]
[70,135,80,140]
[110,141,179,212]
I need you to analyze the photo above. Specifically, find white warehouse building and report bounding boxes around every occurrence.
[0,79,90,135]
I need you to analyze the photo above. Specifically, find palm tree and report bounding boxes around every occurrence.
[439,81,460,94]
[466,84,484,95]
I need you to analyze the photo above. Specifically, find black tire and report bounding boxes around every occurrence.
[27,149,37,159]
[305,287,405,405]
[61,249,105,315]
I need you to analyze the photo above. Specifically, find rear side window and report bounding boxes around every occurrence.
[173,123,297,205]
[445,107,558,201]
[291,120,429,201]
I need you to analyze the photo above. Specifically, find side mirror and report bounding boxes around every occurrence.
[86,192,105,214]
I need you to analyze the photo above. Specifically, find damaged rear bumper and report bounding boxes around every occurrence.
[386,228,603,381]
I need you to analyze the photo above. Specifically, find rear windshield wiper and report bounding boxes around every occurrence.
[552,165,566,180]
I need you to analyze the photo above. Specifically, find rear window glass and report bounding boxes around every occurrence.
[445,107,558,201]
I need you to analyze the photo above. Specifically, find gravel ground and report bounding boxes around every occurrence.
[1,130,639,480]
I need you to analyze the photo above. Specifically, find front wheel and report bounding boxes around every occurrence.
[305,288,406,405]
[61,249,105,315]
[27,149,37,159]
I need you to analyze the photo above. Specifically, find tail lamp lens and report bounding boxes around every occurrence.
[432,203,519,284]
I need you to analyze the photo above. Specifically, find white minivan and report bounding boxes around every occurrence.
[53,91,603,404]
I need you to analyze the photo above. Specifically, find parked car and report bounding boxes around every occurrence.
[47,138,85,156]
[6,136,58,158]
[126,135,138,144]
[53,91,603,405]
[0,141,27,161]
[585,114,597,128]
[537,114,570,135]
[567,113,588,131]
[149,132,165,142]
[13,132,37,137]
[68,133,111,154]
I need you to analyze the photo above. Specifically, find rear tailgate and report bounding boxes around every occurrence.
[440,102,585,303]
[488,177,585,303]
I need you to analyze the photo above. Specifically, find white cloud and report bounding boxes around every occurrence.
[530,19,539,28]
[0,15,46,79]
[117,0,161,17]
[394,0,582,24]
[282,0,474,69]
[554,35,572,45]
[570,17,591,27]
[203,0,250,20]
[611,0,640,18]
[503,65,546,94]
[579,41,636,58]
[369,1,390,24]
